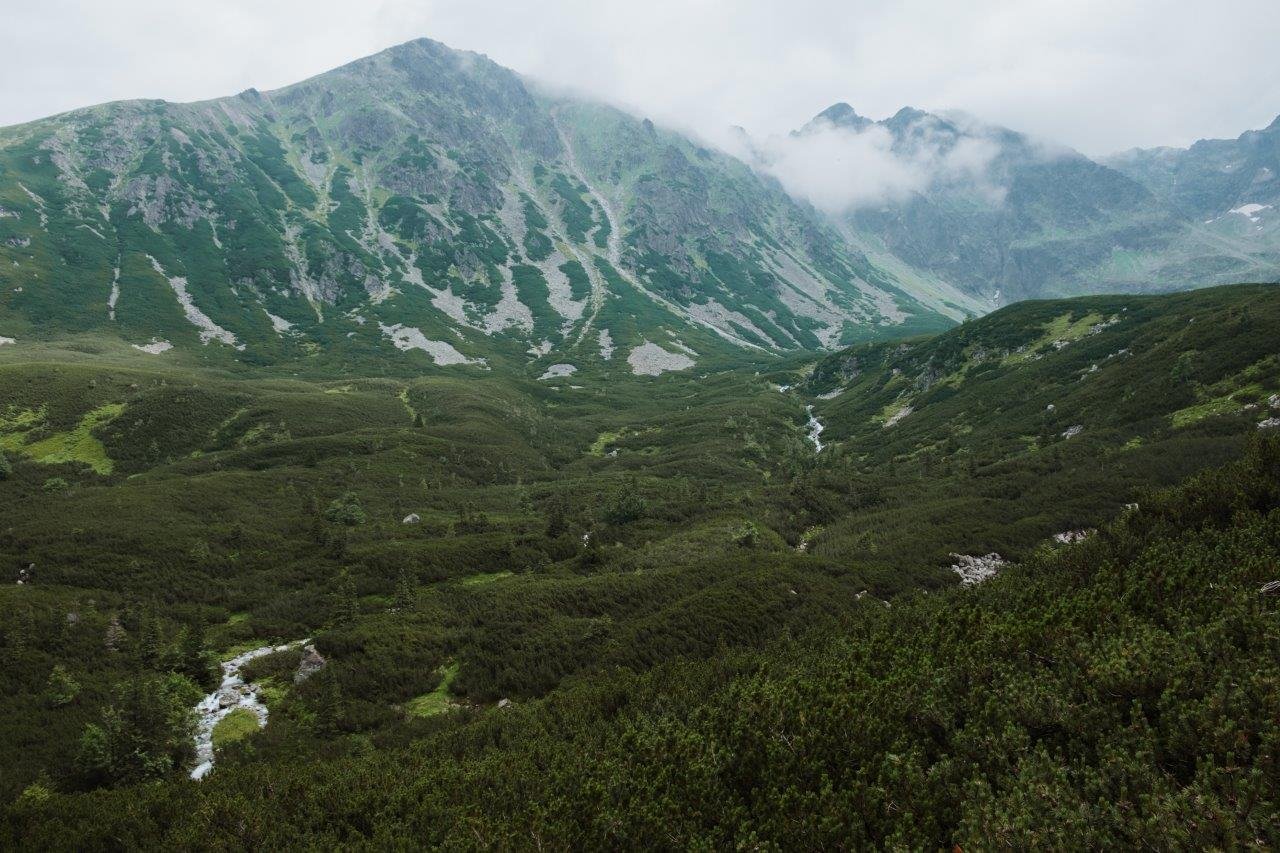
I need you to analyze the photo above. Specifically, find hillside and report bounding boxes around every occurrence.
[2,38,1278,378]
[0,39,964,378]
[0,32,1278,842]
[758,104,1280,305]
[6,366,1279,848]
[787,283,1280,567]
[0,285,1276,843]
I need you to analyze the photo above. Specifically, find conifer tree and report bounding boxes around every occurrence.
[104,614,126,653]
[46,664,81,707]
[335,569,359,625]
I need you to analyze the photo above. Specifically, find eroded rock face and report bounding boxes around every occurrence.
[294,644,327,684]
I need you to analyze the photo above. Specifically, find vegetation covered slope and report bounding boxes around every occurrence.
[0,38,960,378]
[790,283,1280,567]
[6,398,1279,849]
[0,285,1276,847]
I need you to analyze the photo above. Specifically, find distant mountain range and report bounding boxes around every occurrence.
[743,101,1280,306]
[0,37,1275,373]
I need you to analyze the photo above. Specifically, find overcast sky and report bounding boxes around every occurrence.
[3,0,1279,155]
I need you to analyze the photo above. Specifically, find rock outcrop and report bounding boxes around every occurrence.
[949,553,1006,585]
[294,644,327,684]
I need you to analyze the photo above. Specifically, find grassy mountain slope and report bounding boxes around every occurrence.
[0,285,1275,832]
[793,283,1280,566]
[0,39,955,378]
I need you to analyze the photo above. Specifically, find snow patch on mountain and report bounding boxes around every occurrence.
[1230,203,1272,222]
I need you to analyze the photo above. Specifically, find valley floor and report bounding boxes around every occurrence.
[0,285,1278,846]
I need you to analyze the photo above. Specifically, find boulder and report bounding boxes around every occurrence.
[294,644,327,684]
[1052,529,1094,545]
[402,513,420,524]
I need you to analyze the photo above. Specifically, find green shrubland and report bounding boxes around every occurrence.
[0,285,1277,845]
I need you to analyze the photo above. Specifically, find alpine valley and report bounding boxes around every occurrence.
[2,36,1279,850]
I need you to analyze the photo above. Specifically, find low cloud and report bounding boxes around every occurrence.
[733,116,1005,214]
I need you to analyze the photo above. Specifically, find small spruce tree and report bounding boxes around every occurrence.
[46,664,81,707]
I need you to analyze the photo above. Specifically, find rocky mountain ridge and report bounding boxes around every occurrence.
[0,39,967,378]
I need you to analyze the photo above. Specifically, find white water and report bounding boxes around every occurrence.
[190,639,307,780]
[805,405,825,453]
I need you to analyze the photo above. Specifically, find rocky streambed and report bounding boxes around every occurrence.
[190,639,308,780]
[805,405,825,453]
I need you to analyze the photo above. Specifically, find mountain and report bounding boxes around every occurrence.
[1105,115,1280,222]
[763,104,1280,305]
[0,39,967,378]
[2,38,1276,374]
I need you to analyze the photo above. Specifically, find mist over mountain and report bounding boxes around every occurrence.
[733,102,1280,305]
[1,36,1276,375]
[0,38,975,379]
[3,27,1280,849]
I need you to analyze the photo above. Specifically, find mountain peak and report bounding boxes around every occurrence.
[884,106,934,128]
[812,102,873,132]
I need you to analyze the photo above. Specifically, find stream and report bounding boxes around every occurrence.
[805,405,825,453]
[190,639,307,780]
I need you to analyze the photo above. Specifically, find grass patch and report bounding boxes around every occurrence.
[1170,396,1245,428]
[4,402,124,474]
[257,679,287,707]
[1004,311,1106,365]
[211,708,260,750]
[405,662,460,718]
[398,387,417,422]
[459,571,513,587]
[589,430,622,456]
